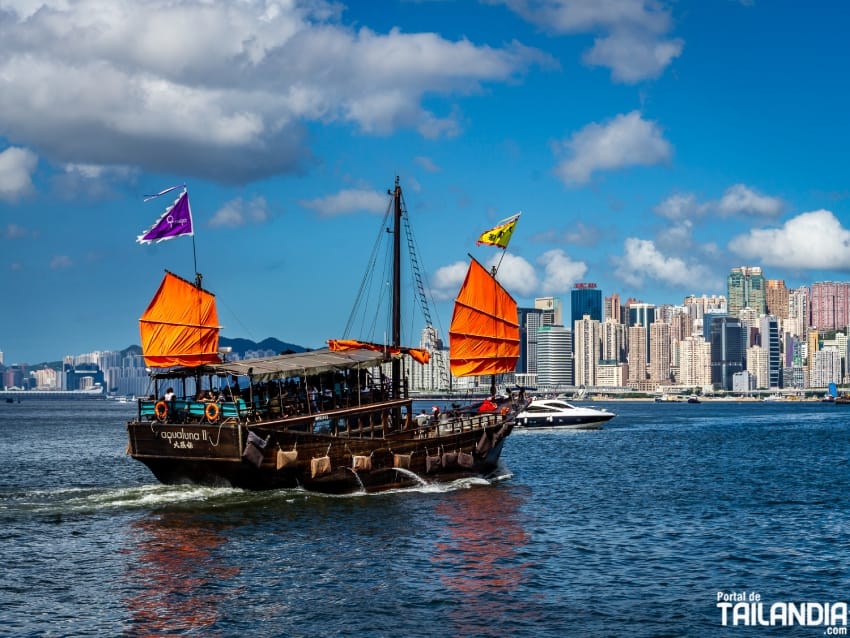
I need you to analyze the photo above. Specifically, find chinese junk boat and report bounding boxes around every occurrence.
[126,179,523,494]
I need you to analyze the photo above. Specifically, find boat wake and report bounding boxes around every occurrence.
[0,483,246,519]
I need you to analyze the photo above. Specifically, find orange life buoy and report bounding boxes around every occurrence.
[205,402,220,423]
[154,401,168,421]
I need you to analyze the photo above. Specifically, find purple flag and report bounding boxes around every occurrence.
[137,189,194,244]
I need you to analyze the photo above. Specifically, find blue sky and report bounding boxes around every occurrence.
[1,0,849,365]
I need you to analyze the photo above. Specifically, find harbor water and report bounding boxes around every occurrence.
[2,398,849,637]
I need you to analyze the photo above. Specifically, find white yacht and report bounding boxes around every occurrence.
[515,398,615,430]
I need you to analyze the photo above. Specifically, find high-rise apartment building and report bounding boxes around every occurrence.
[573,315,600,387]
[605,293,623,323]
[727,266,766,316]
[601,318,627,363]
[679,336,711,387]
[765,279,789,321]
[649,322,672,383]
[809,281,850,331]
[811,347,841,387]
[746,345,769,389]
[571,283,602,327]
[537,325,573,387]
[627,325,647,383]
[627,302,655,362]
[787,287,809,339]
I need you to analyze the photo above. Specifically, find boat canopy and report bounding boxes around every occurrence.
[154,347,389,382]
[448,257,520,377]
[139,271,221,368]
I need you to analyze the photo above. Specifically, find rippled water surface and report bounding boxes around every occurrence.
[2,399,849,637]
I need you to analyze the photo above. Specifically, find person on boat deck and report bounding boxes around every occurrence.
[431,405,440,423]
[416,409,429,427]
[309,386,319,413]
[164,387,175,402]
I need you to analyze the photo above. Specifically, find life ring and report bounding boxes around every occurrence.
[154,401,168,422]
[205,402,220,423]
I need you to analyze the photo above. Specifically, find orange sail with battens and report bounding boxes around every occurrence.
[139,271,221,368]
[449,258,520,377]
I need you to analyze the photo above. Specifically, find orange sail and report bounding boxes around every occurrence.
[139,271,221,368]
[328,339,431,365]
[449,258,519,377]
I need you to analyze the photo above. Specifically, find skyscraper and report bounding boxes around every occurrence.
[537,324,573,387]
[710,316,745,390]
[759,315,781,388]
[517,307,543,374]
[574,315,600,386]
[571,283,602,327]
[727,266,766,316]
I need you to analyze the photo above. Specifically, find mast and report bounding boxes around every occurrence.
[391,177,402,399]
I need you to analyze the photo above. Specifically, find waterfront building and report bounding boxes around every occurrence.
[679,336,711,387]
[759,315,782,388]
[537,324,573,387]
[732,370,756,393]
[517,307,543,375]
[595,360,625,387]
[821,332,848,383]
[649,322,672,383]
[573,315,600,387]
[810,347,841,388]
[710,316,745,391]
[627,325,647,384]
[809,281,850,331]
[746,345,769,389]
[601,318,627,363]
[627,302,655,361]
[727,266,766,316]
[535,296,562,326]
[571,283,602,327]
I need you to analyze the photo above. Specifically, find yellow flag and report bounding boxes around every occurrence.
[476,213,520,249]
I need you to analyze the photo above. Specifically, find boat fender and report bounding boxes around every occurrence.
[393,453,411,469]
[154,401,168,422]
[352,455,372,472]
[457,451,474,469]
[310,455,332,478]
[205,402,220,423]
[475,430,492,456]
[276,445,298,470]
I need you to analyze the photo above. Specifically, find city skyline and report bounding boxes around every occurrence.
[2,2,850,364]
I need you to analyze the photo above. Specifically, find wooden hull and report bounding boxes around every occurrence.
[127,401,513,494]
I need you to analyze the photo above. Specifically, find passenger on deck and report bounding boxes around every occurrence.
[415,409,429,427]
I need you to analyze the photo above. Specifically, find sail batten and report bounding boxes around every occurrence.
[448,258,519,377]
[139,271,221,368]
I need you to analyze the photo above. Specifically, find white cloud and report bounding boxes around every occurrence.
[209,196,270,228]
[614,237,716,288]
[654,193,708,220]
[495,0,683,82]
[50,255,73,269]
[0,147,37,202]
[299,188,388,217]
[718,184,784,217]
[431,260,470,301]
[537,249,587,294]
[553,111,672,185]
[487,252,540,297]
[584,30,683,83]
[728,209,850,269]
[0,1,550,184]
